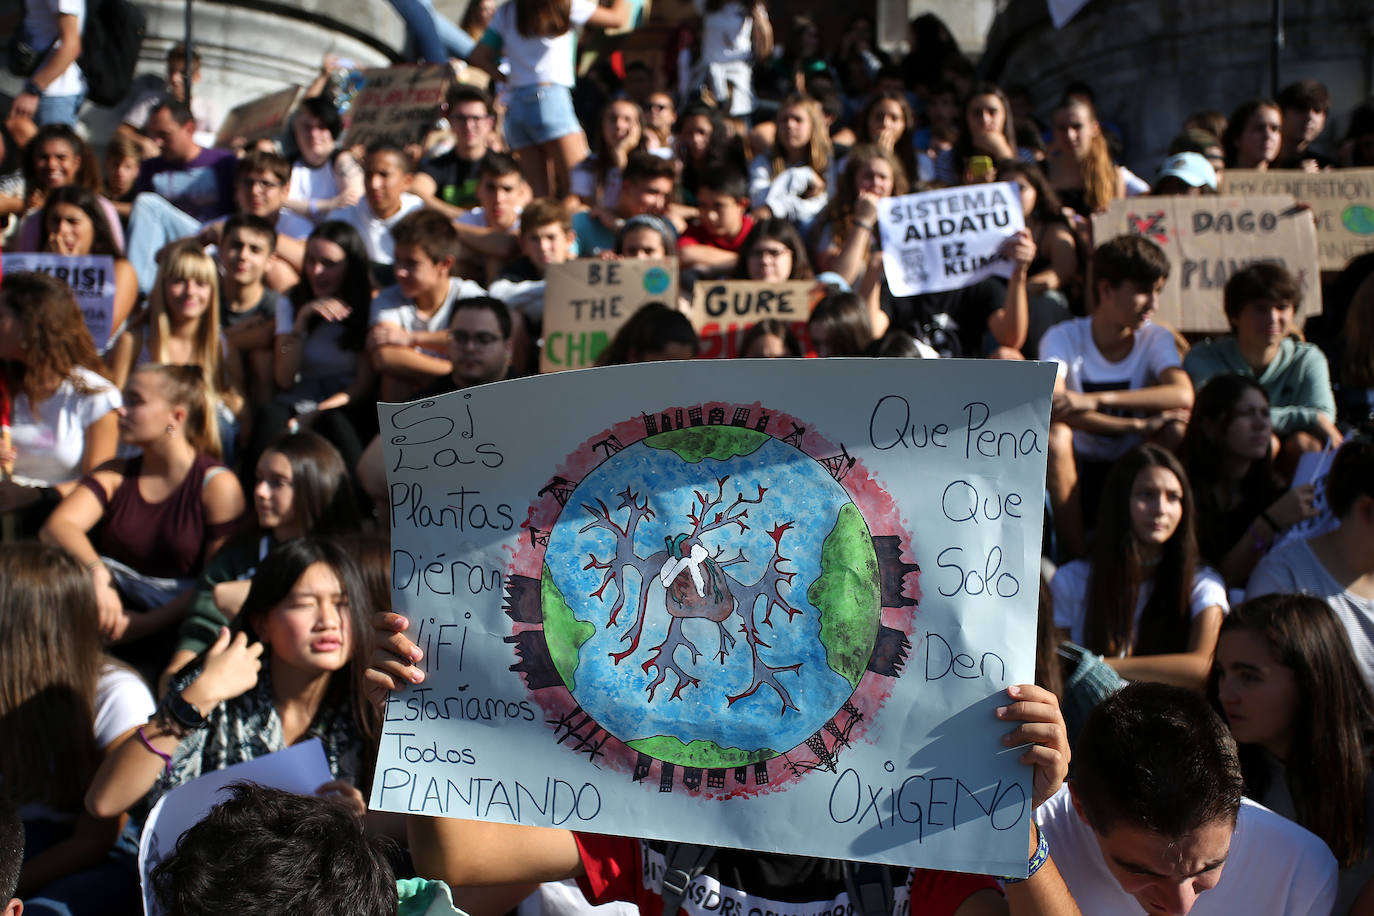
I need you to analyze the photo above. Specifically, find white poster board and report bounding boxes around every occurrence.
[370,359,1055,877]
[877,183,1024,298]
[2,253,117,350]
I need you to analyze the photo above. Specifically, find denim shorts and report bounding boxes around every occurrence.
[504,83,582,149]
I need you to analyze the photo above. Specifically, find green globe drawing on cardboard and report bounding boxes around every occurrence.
[506,403,916,798]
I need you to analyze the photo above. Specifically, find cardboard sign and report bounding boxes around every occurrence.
[689,280,820,358]
[1091,195,1321,333]
[342,63,452,148]
[1223,169,1374,271]
[877,182,1024,297]
[2,253,117,350]
[214,85,303,148]
[370,359,1056,877]
[541,258,679,372]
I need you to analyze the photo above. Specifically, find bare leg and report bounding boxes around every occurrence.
[515,143,549,199]
[546,131,589,201]
[1047,421,1086,559]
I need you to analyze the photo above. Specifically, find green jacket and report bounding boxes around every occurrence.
[1182,335,1336,437]
[175,534,275,657]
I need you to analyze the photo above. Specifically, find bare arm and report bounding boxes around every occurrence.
[106,327,140,388]
[411,172,472,222]
[1107,604,1224,690]
[1052,367,1193,435]
[468,43,502,81]
[454,220,520,258]
[81,411,120,474]
[585,0,631,29]
[678,243,739,273]
[986,229,1036,351]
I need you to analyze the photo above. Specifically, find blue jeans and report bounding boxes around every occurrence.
[22,818,141,916]
[390,0,476,62]
[35,89,84,126]
[125,192,202,294]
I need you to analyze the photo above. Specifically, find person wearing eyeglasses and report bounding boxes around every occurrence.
[413,84,498,220]
[642,91,677,156]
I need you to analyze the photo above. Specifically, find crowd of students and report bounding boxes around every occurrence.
[3,0,1374,914]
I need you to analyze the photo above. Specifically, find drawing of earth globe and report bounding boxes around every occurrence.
[540,425,882,769]
[1344,205,1374,236]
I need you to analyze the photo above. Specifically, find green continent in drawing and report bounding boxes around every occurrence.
[541,430,885,770]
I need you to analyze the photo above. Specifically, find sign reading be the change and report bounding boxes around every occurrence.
[370,359,1054,877]
[877,182,1024,297]
[541,259,677,372]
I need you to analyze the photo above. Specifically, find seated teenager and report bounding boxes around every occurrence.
[1051,444,1227,691]
[413,84,497,219]
[217,215,282,408]
[678,165,754,279]
[362,611,1082,916]
[36,185,139,355]
[571,151,678,255]
[240,220,377,480]
[453,152,527,287]
[1179,375,1318,588]
[595,302,700,365]
[14,123,125,254]
[488,198,578,343]
[994,160,1080,351]
[1275,79,1333,171]
[1248,437,1374,690]
[165,430,360,689]
[0,272,121,535]
[369,208,486,402]
[731,217,815,283]
[194,149,312,289]
[1041,234,1193,558]
[1211,593,1374,913]
[41,364,245,651]
[571,97,648,213]
[746,94,832,229]
[1183,263,1341,473]
[0,543,154,916]
[1036,682,1337,915]
[329,142,424,286]
[283,95,365,224]
[86,538,382,884]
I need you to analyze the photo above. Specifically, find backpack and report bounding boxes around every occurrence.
[80,0,147,107]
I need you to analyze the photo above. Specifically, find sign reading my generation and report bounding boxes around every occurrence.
[370,359,1056,877]
[2,253,117,350]
[1223,169,1374,270]
[877,182,1025,298]
[541,259,678,372]
[342,63,452,149]
[690,280,820,358]
[1092,195,1321,333]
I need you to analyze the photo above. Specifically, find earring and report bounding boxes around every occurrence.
[166,424,177,436]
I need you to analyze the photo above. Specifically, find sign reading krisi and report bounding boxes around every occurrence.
[877,182,1024,297]
[2,253,117,350]
[370,359,1055,877]
[1092,195,1321,333]
[541,258,678,372]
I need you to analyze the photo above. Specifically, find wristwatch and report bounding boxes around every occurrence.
[162,691,209,731]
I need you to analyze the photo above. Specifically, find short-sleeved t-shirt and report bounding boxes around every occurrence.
[695,0,752,64]
[420,151,483,211]
[328,194,424,266]
[95,663,156,748]
[369,277,488,359]
[133,148,239,223]
[9,366,121,486]
[1247,537,1374,689]
[274,296,361,404]
[481,0,597,88]
[1051,558,1228,649]
[1038,316,1182,462]
[575,834,999,916]
[222,285,282,329]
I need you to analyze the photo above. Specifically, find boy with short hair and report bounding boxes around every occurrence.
[572,151,677,256]
[678,165,754,276]
[1040,234,1195,558]
[368,208,486,401]
[218,213,281,404]
[331,142,425,285]
[414,84,497,218]
[490,198,578,372]
[454,152,528,285]
[1276,78,1333,170]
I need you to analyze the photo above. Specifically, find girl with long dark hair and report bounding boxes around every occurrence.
[1051,444,1227,689]
[38,185,140,353]
[1212,593,1374,912]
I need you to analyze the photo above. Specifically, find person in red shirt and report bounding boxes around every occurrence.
[678,165,755,278]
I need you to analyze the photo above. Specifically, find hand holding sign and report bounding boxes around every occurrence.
[877,182,1025,297]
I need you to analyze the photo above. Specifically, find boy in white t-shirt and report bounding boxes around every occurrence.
[368,209,486,401]
[330,143,424,285]
[1039,234,1193,558]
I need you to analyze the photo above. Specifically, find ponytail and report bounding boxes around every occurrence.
[136,364,222,458]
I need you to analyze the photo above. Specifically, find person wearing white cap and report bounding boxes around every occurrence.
[1152,152,1218,196]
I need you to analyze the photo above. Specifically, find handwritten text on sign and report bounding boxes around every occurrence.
[370,359,1055,876]
[2,253,116,350]
[541,258,678,372]
[690,280,819,358]
[1224,169,1374,270]
[342,64,452,149]
[878,182,1024,297]
[1092,195,1321,333]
